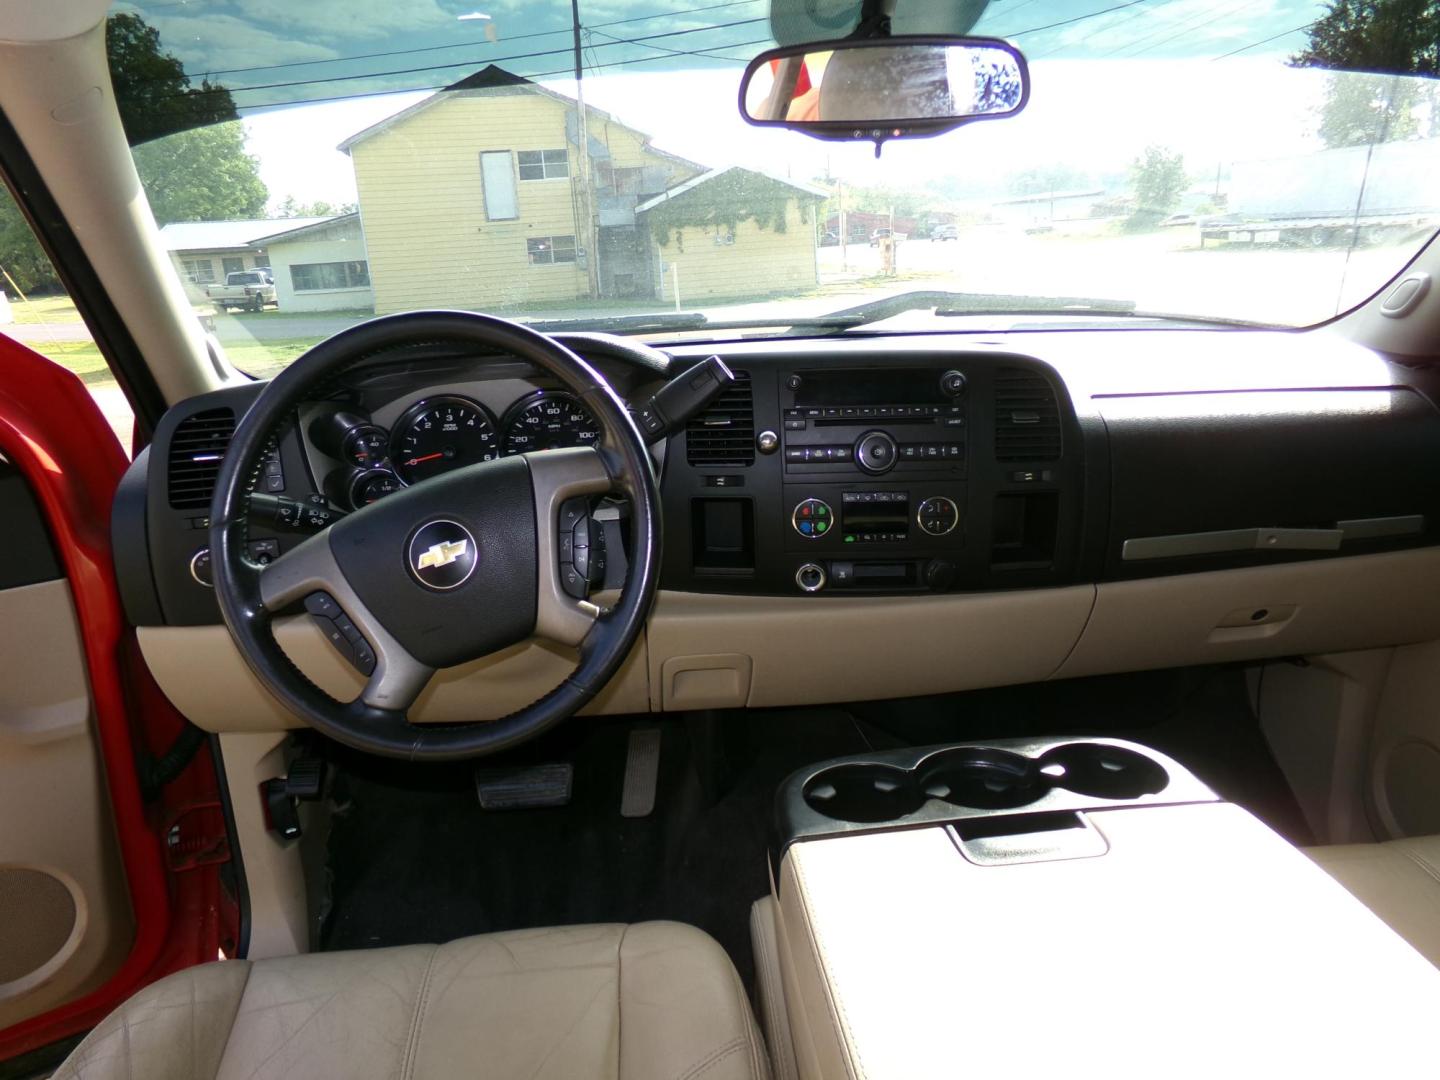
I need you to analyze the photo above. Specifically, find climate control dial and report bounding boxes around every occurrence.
[917,496,960,537]
[791,498,833,538]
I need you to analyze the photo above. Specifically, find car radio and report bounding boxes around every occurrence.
[780,366,967,476]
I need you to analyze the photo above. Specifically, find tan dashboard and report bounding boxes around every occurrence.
[140,545,1440,733]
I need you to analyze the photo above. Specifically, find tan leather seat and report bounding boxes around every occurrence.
[1307,835,1440,966]
[55,922,769,1080]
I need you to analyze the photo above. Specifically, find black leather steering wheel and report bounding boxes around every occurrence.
[209,311,661,760]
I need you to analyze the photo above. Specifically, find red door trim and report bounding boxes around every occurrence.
[0,335,222,1059]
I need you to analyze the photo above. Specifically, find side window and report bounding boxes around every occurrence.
[290,261,370,291]
[182,258,215,284]
[480,152,517,221]
[517,149,569,181]
[0,190,134,453]
[527,235,577,265]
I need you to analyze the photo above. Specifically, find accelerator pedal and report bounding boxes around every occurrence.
[473,763,573,810]
[621,728,662,818]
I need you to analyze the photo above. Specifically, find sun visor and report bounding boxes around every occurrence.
[768,0,992,46]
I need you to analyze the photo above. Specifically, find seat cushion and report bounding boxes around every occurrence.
[1306,835,1440,967]
[54,922,769,1080]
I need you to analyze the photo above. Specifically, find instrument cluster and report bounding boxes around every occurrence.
[312,389,602,510]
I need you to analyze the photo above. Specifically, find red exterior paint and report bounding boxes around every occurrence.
[0,334,232,1060]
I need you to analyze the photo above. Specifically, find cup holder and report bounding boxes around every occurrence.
[802,763,924,823]
[801,742,1172,824]
[1037,743,1169,800]
[917,748,1043,810]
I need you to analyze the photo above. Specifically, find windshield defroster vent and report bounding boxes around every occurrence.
[994,368,1061,463]
[168,407,235,510]
[686,369,754,467]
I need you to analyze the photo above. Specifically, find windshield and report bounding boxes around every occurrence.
[106,0,1440,373]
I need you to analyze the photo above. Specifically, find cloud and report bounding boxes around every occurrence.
[128,9,342,75]
[236,0,459,40]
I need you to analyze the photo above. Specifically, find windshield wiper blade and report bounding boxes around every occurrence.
[525,311,869,336]
[792,290,1138,333]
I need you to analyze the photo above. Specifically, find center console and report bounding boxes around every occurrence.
[662,354,1088,597]
[767,739,1440,1078]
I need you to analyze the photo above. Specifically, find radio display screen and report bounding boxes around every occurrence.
[793,369,944,406]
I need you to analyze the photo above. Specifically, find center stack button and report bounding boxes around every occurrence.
[792,497,833,538]
[855,430,897,474]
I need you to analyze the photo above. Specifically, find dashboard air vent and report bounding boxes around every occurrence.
[168,407,235,510]
[686,369,754,467]
[994,368,1061,463]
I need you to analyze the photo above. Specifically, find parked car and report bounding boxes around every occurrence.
[933,224,959,241]
[206,269,277,313]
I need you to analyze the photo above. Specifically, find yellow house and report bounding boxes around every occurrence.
[339,66,823,312]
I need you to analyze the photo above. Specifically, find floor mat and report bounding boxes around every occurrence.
[318,665,1310,987]
[319,707,871,987]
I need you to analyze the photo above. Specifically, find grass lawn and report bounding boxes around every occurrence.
[7,293,85,324]
[35,338,317,384]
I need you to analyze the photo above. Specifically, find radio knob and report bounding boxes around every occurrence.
[855,430,897,474]
[940,370,967,397]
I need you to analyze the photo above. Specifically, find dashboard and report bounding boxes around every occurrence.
[113,325,1440,727]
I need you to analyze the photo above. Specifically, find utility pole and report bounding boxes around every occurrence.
[571,0,599,300]
[838,180,848,273]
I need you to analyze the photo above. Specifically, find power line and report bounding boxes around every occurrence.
[1101,0,1252,58]
[187,0,764,78]
[1029,0,1184,58]
[995,0,1154,38]
[211,17,765,95]
[230,36,764,113]
[1210,21,1315,60]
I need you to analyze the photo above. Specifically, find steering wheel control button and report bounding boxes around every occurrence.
[189,548,214,587]
[795,563,826,592]
[792,498,832,538]
[303,592,343,620]
[855,431,897,474]
[917,496,961,537]
[406,519,479,591]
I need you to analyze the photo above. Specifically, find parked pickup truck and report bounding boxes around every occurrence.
[206,269,276,312]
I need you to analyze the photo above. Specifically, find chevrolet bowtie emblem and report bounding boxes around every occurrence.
[415,538,469,571]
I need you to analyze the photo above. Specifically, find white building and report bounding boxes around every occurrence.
[157,218,329,285]
[250,214,374,313]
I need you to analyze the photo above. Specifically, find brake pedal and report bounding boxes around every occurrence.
[621,728,662,818]
[473,763,573,810]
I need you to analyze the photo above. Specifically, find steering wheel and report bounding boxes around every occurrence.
[209,311,661,761]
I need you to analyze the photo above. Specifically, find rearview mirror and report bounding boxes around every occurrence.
[739,36,1028,149]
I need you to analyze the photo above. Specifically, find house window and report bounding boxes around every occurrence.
[221,256,246,276]
[182,258,215,284]
[480,151,518,220]
[517,149,569,181]
[290,260,370,291]
[527,236,577,265]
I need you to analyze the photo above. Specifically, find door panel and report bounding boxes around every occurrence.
[0,461,133,1030]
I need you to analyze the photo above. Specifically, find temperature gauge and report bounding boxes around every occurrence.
[345,468,402,508]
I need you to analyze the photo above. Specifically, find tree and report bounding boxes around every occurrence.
[106,12,239,145]
[1292,0,1440,146]
[1128,145,1186,227]
[133,123,268,224]
[0,200,54,294]
[274,196,358,218]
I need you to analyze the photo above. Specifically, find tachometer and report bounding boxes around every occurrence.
[501,391,601,456]
[390,396,499,484]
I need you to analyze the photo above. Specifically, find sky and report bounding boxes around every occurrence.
[122,0,1381,209]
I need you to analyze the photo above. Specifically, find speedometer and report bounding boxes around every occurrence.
[390,396,499,485]
[501,391,601,456]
